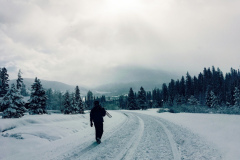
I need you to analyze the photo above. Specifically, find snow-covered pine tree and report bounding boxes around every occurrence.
[127,88,138,110]
[188,95,199,105]
[0,67,9,97]
[70,93,78,114]
[28,78,47,114]
[205,88,212,107]
[234,87,240,107]
[75,86,84,114]
[63,91,71,114]
[210,91,219,108]
[1,84,26,118]
[138,86,147,110]
[16,70,23,90]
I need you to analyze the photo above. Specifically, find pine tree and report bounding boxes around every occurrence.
[16,70,23,90]
[210,91,219,108]
[138,87,147,110]
[0,67,9,97]
[162,83,168,105]
[46,88,53,110]
[127,88,138,110]
[1,84,26,118]
[234,87,240,107]
[63,91,71,114]
[70,93,78,114]
[185,72,193,99]
[168,79,175,106]
[75,86,84,114]
[205,88,212,107]
[188,95,199,105]
[86,90,93,109]
[28,78,47,114]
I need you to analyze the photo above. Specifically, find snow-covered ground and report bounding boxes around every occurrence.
[0,110,239,160]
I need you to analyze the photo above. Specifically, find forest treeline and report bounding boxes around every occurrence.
[121,66,240,114]
[1,66,240,118]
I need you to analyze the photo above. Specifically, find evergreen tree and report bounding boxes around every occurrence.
[179,76,185,97]
[119,95,127,109]
[28,78,47,114]
[185,72,193,99]
[168,79,175,106]
[234,87,240,107]
[75,86,84,114]
[162,83,168,105]
[86,90,93,109]
[46,88,53,110]
[1,84,26,118]
[210,91,219,108]
[16,70,23,90]
[205,87,212,107]
[188,95,199,105]
[138,86,147,110]
[127,88,138,110]
[70,93,78,114]
[63,91,71,114]
[0,67,9,97]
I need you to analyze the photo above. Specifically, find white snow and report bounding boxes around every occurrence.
[0,110,239,160]
[131,109,240,160]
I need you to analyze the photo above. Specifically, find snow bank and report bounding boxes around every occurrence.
[0,111,126,160]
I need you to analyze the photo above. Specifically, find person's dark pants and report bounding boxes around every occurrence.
[94,122,103,140]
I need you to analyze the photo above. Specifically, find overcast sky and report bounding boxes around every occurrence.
[1,0,240,87]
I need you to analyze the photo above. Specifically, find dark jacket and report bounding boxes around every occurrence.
[90,105,106,123]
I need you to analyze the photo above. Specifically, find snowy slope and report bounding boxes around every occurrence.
[0,110,239,160]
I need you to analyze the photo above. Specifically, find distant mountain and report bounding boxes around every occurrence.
[9,78,88,95]
[91,66,179,96]
[93,80,167,96]
[8,66,177,97]
[91,65,178,96]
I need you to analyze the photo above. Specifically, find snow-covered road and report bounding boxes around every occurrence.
[1,111,224,160]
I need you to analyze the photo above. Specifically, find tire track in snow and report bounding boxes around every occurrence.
[143,113,222,160]
[70,112,144,160]
[151,118,181,160]
[115,115,144,160]
[61,112,135,160]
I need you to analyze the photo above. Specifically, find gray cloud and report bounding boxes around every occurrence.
[1,0,240,87]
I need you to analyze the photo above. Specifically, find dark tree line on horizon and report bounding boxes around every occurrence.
[162,66,240,108]
[120,66,240,113]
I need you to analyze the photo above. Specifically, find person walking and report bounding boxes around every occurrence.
[90,101,106,144]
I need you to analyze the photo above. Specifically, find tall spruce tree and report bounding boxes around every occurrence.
[63,91,71,114]
[127,88,138,110]
[138,86,147,110]
[0,67,9,97]
[28,78,47,114]
[1,84,26,118]
[185,72,193,99]
[234,87,240,107]
[70,93,78,114]
[75,86,84,114]
[162,83,168,105]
